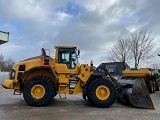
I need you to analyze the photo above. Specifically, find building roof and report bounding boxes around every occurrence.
[97,62,130,70]
[0,31,9,45]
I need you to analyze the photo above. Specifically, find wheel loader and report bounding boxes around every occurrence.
[122,68,159,94]
[115,68,159,109]
[2,46,154,109]
[96,64,155,109]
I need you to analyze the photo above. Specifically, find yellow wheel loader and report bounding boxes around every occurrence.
[117,68,159,109]
[122,68,159,94]
[2,46,154,109]
[2,46,116,107]
[96,65,155,109]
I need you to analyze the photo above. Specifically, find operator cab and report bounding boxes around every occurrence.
[56,46,79,69]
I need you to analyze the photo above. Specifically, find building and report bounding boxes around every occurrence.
[0,31,9,45]
[0,31,9,84]
[0,72,9,84]
[97,62,130,79]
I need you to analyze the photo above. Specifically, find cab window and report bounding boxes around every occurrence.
[58,48,78,69]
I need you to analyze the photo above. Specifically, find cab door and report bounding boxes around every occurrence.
[55,48,79,74]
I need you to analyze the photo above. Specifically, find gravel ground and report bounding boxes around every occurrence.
[0,86,160,120]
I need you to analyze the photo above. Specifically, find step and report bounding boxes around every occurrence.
[59,93,66,99]
[69,90,73,94]
[60,84,68,87]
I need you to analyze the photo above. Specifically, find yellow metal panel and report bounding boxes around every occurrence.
[122,68,152,77]
[24,68,55,83]
[55,63,70,73]
[2,80,13,89]
[59,74,69,83]
[78,72,91,83]
[73,81,83,94]
[58,85,69,94]
[70,65,80,74]
[2,79,16,89]
[55,63,80,74]
[80,64,89,74]
[13,83,20,90]
[3,80,21,92]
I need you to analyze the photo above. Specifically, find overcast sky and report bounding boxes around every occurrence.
[0,0,160,68]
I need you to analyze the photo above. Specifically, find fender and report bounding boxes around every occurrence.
[84,72,104,88]
[82,72,104,99]
[18,66,58,84]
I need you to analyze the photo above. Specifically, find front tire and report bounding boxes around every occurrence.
[86,78,116,108]
[152,81,156,93]
[156,81,159,91]
[23,76,55,106]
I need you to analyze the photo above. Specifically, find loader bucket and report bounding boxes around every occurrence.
[117,77,154,109]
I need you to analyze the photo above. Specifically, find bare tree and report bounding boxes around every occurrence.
[129,30,154,69]
[4,57,15,71]
[109,29,154,70]
[108,37,131,70]
[0,54,15,71]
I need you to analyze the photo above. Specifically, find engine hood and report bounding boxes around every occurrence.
[20,56,41,62]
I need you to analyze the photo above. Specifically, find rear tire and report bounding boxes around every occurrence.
[23,76,55,106]
[152,81,156,93]
[155,81,159,91]
[82,90,86,100]
[156,85,159,91]
[86,78,116,108]
[146,81,154,94]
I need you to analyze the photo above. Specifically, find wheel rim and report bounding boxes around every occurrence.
[96,85,110,100]
[31,84,45,99]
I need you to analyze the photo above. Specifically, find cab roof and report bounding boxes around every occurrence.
[54,46,77,49]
